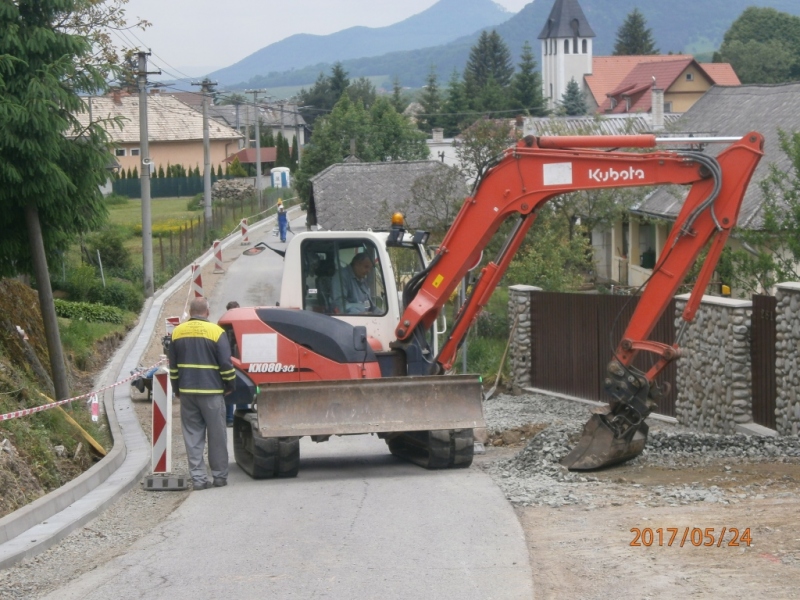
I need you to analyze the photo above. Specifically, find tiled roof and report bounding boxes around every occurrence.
[224,147,277,164]
[584,55,693,109]
[310,161,467,231]
[601,58,703,113]
[634,83,800,229]
[523,113,682,137]
[75,93,243,144]
[538,0,595,39]
[700,63,741,86]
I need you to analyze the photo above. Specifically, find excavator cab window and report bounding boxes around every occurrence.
[300,239,388,316]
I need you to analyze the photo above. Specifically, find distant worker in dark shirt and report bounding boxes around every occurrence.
[168,297,235,490]
[277,199,288,242]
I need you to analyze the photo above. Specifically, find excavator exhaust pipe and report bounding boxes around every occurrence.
[560,413,648,471]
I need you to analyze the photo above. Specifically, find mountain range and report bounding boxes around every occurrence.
[212,0,800,90]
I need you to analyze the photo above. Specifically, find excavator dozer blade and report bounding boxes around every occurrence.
[255,375,485,438]
[560,414,648,471]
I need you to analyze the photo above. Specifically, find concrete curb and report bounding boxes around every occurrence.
[0,211,287,569]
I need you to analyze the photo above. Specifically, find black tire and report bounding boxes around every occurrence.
[276,437,300,478]
[386,429,473,469]
[233,411,275,479]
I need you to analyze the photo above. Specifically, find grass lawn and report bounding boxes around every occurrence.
[107,197,203,254]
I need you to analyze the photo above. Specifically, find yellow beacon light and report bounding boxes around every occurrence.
[391,212,405,227]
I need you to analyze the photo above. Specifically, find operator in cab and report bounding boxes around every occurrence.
[332,252,378,314]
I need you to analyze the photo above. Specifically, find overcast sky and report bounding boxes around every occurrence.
[119,0,531,78]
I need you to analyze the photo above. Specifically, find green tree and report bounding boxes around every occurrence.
[725,129,800,294]
[417,67,442,133]
[118,168,126,180]
[260,122,275,148]
[464,30,514,111]
[559,78,588,116]
[294,94,427,202]
[390,76,408,113]
[441,69,470,137]
[613,8,659,55]
[402,165,466,237]
[0,0,141,400]
[455,117,518,182]
[714,8,800,84]
[216,92,247,106]
[290,135,299,171]
[132,166,138,179]
[347,77,377,109]
[228,156,247,177]
[511,42,547,117]
[297,62,351,126]
[216,164,223,177]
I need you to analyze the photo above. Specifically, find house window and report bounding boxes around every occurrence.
[131,148,140,156]
[686,73,694,81]
[573,38,578,53]
[564,40,570,54]
[625,97,631,111]
[582,39,587,53]
[664,102,673,112]
[115,148,126,157]
[550,83,553,99]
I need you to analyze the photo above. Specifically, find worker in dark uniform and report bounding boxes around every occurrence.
[168,297,235,490]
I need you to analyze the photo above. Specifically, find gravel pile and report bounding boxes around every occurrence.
[482,391,800,508]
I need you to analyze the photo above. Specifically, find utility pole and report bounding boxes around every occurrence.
[137,51,160,298]
[193,78,216,222]
[246,89,267,203]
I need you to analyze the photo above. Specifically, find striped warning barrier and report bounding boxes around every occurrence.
[151,366,172,474]
[191,263,203,297]
[240,218,250,245]
[213,239,225,273]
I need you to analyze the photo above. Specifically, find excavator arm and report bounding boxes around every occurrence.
[397,132,764,470]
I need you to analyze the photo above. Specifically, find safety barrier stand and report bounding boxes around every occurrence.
[240,218,250,245]
[213,239,225,274]
[143,362,188,491]
[191,263,203,297]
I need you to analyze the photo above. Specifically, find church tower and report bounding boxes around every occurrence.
[539,0,595,111]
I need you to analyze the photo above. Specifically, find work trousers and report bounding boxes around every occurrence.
[179,393,229,484]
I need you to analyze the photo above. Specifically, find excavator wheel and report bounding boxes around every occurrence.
[232,410,300,479]
[386,429,474,469]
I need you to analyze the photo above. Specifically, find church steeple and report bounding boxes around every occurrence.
[539,0,595,111]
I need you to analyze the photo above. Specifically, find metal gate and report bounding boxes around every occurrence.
[531,291,677,416]
[751,294,777,429]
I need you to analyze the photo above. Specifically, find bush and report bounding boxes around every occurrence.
[54,299,124,324]
[66,265,102,302]
[187,194,204,211]
[86,225,131,270]
[88,279,144,312]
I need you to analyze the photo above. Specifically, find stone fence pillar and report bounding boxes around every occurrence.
[775,283,800,436]
[674,294,752,433]
[507,285,540,392]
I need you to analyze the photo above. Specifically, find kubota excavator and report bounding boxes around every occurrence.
[219,131,764,478]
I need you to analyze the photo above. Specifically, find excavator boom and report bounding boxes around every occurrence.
[399,132,764,470]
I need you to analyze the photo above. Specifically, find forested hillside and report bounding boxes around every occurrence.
[231,0,800,89]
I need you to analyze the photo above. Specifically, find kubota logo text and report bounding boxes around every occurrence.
[588,166,646,182]
[248,363,296,373]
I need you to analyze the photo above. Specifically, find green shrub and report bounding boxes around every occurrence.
[86,225,131,270]
[92,280,143,312]
[187,194,204,211]
[54,299,124,324]
[66,265,101,302]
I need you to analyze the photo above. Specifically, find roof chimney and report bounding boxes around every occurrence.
[432,128,444,143]
[651,87,665,131]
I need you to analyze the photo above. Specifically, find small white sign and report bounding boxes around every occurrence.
[543,162,573,186]
[241,333,278,363]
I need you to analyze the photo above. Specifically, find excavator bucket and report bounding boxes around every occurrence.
[560,413,648,471]
[255,375,485,438]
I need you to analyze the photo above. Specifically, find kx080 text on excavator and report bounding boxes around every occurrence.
[219,132,764,478]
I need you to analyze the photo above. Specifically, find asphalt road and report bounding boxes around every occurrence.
[42,213,534,600]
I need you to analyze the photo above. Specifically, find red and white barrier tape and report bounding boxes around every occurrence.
[0,358,167,422]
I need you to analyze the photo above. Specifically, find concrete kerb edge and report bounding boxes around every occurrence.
[0,209,288,569]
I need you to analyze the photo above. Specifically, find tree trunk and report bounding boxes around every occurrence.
[24,203,70,400]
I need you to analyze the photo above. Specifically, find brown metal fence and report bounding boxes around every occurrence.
[751,294,777,429]
[530,291,677,416]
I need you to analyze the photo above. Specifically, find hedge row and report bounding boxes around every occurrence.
[54,299,124,324]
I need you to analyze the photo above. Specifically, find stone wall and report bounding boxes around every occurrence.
[507,285,539,392]
[775,283,800,435]
[673,295,753,434]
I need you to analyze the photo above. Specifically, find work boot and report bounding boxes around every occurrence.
[213,478,227,487]
[193,480,211,491]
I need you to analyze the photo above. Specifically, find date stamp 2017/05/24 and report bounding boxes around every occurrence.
[630,527,752,547]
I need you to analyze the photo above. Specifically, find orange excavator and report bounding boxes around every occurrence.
[219,132,764,478]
